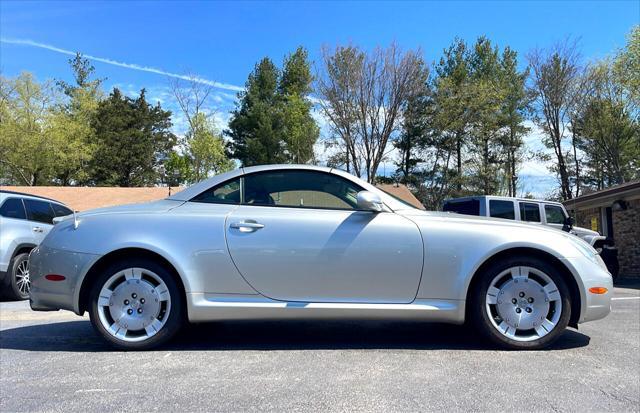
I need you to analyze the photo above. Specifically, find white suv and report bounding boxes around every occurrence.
[442,195,619,278]
[0,190,73,299]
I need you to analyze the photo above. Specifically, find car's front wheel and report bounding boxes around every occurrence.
[471,256,572,350]
[89,259,184,350]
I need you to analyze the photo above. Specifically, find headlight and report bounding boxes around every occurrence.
[569,235,608,270]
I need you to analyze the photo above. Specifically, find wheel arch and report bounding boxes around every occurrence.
[77,247,188,315]
[464,247,582,327]
[12,243,37,260]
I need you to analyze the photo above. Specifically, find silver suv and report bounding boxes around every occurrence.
[442,195,619,278]
[0,190,73,299]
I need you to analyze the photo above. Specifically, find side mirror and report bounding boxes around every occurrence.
[357,191,384,212]
[562,216,574,232]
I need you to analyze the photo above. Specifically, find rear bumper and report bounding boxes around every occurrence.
[29,245,100,314]
[0,269,7,284]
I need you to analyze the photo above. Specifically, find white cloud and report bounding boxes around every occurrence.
[0,37,244,92]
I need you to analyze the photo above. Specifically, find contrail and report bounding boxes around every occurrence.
[0,37,244,92]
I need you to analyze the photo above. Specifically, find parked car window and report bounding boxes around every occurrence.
[489,200,515,220]
[23,199,56,224]
[545,205,566,224]
[519,202,541,222]
[443,199,480,216]
[51,203,73,217]
[191,178,241,204]
[243,170,362,210]
[0,198,26,220]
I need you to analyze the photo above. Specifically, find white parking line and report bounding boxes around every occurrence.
[611,297,640,301]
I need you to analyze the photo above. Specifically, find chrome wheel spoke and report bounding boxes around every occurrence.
[98,289,113,307]
[544,284,561,302]
[486,286,500,304]
[156,288,170,302]
[144,319,163,336]
[125,268,143,280]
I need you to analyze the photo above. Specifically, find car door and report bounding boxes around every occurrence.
[224,170,424,304]
[22,199,56,243]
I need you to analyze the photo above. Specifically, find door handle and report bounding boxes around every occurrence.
[32,226,44,233]
[230,221,265,233]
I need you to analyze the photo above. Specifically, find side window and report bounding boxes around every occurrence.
[0,198,26,220]
[243,170,362,210]
[51,203,73,217]
[545,205,566,224]
[519,202,541,222]
[443,199,480,216]
[23,199,55,224]
[489,200,515,220]
[191,178,241,204]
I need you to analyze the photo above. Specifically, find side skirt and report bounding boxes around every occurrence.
[187,293,465,324]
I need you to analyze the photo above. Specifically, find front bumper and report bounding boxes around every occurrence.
[561,255,613,324]
[29,244,101,314]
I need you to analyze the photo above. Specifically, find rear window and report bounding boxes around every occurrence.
[51,203,73,217]
[0,198,26,220]
[443,199,480,216]
[489,200,515,220]
[519,202,541,222]
[24,199,55,224]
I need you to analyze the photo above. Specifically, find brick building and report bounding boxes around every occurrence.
[564,181,640,278]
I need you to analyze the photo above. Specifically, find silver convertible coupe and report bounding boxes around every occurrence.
[29,165,613,350]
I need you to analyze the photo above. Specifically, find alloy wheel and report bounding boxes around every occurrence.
[485,266,563,342]
[96,267,171,343]
[15,259,31,296]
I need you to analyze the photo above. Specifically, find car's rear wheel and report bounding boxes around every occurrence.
[5,253,31,300]
[89,259,184,350]
[471,256,572,350]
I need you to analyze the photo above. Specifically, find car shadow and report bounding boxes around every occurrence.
[0,319,590,352]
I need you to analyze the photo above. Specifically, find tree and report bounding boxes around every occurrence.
[226,58,287,166]
[280,47,318,163]
[317,43,426,182]
[613,25,640,110]
[394,71,431,185]
[497,47,531,197]
[227,48,318,166]
[186,113,233,182]
[89,88,176,186]
[0,72,59,185]
[52,53,104,185]
[575,62,639,188]
[169,73,233,184]
[431,38,473,192]
[528,41,583,200]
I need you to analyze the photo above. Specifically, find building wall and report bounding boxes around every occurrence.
[613,199,640,277]
[575,207,602,233]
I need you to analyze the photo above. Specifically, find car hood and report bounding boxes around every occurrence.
[570,225,601,237]
[76,199,184,217]
[398,209,573,237]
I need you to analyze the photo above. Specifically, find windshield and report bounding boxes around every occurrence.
[378,187,419,209]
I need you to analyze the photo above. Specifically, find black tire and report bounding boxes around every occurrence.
[88,258,184,350]
[469,255,572,350]
[5,253,31,300]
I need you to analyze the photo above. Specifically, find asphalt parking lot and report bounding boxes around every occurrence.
[1,284,638,412]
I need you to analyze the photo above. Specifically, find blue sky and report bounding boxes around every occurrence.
[1,0,638,195]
